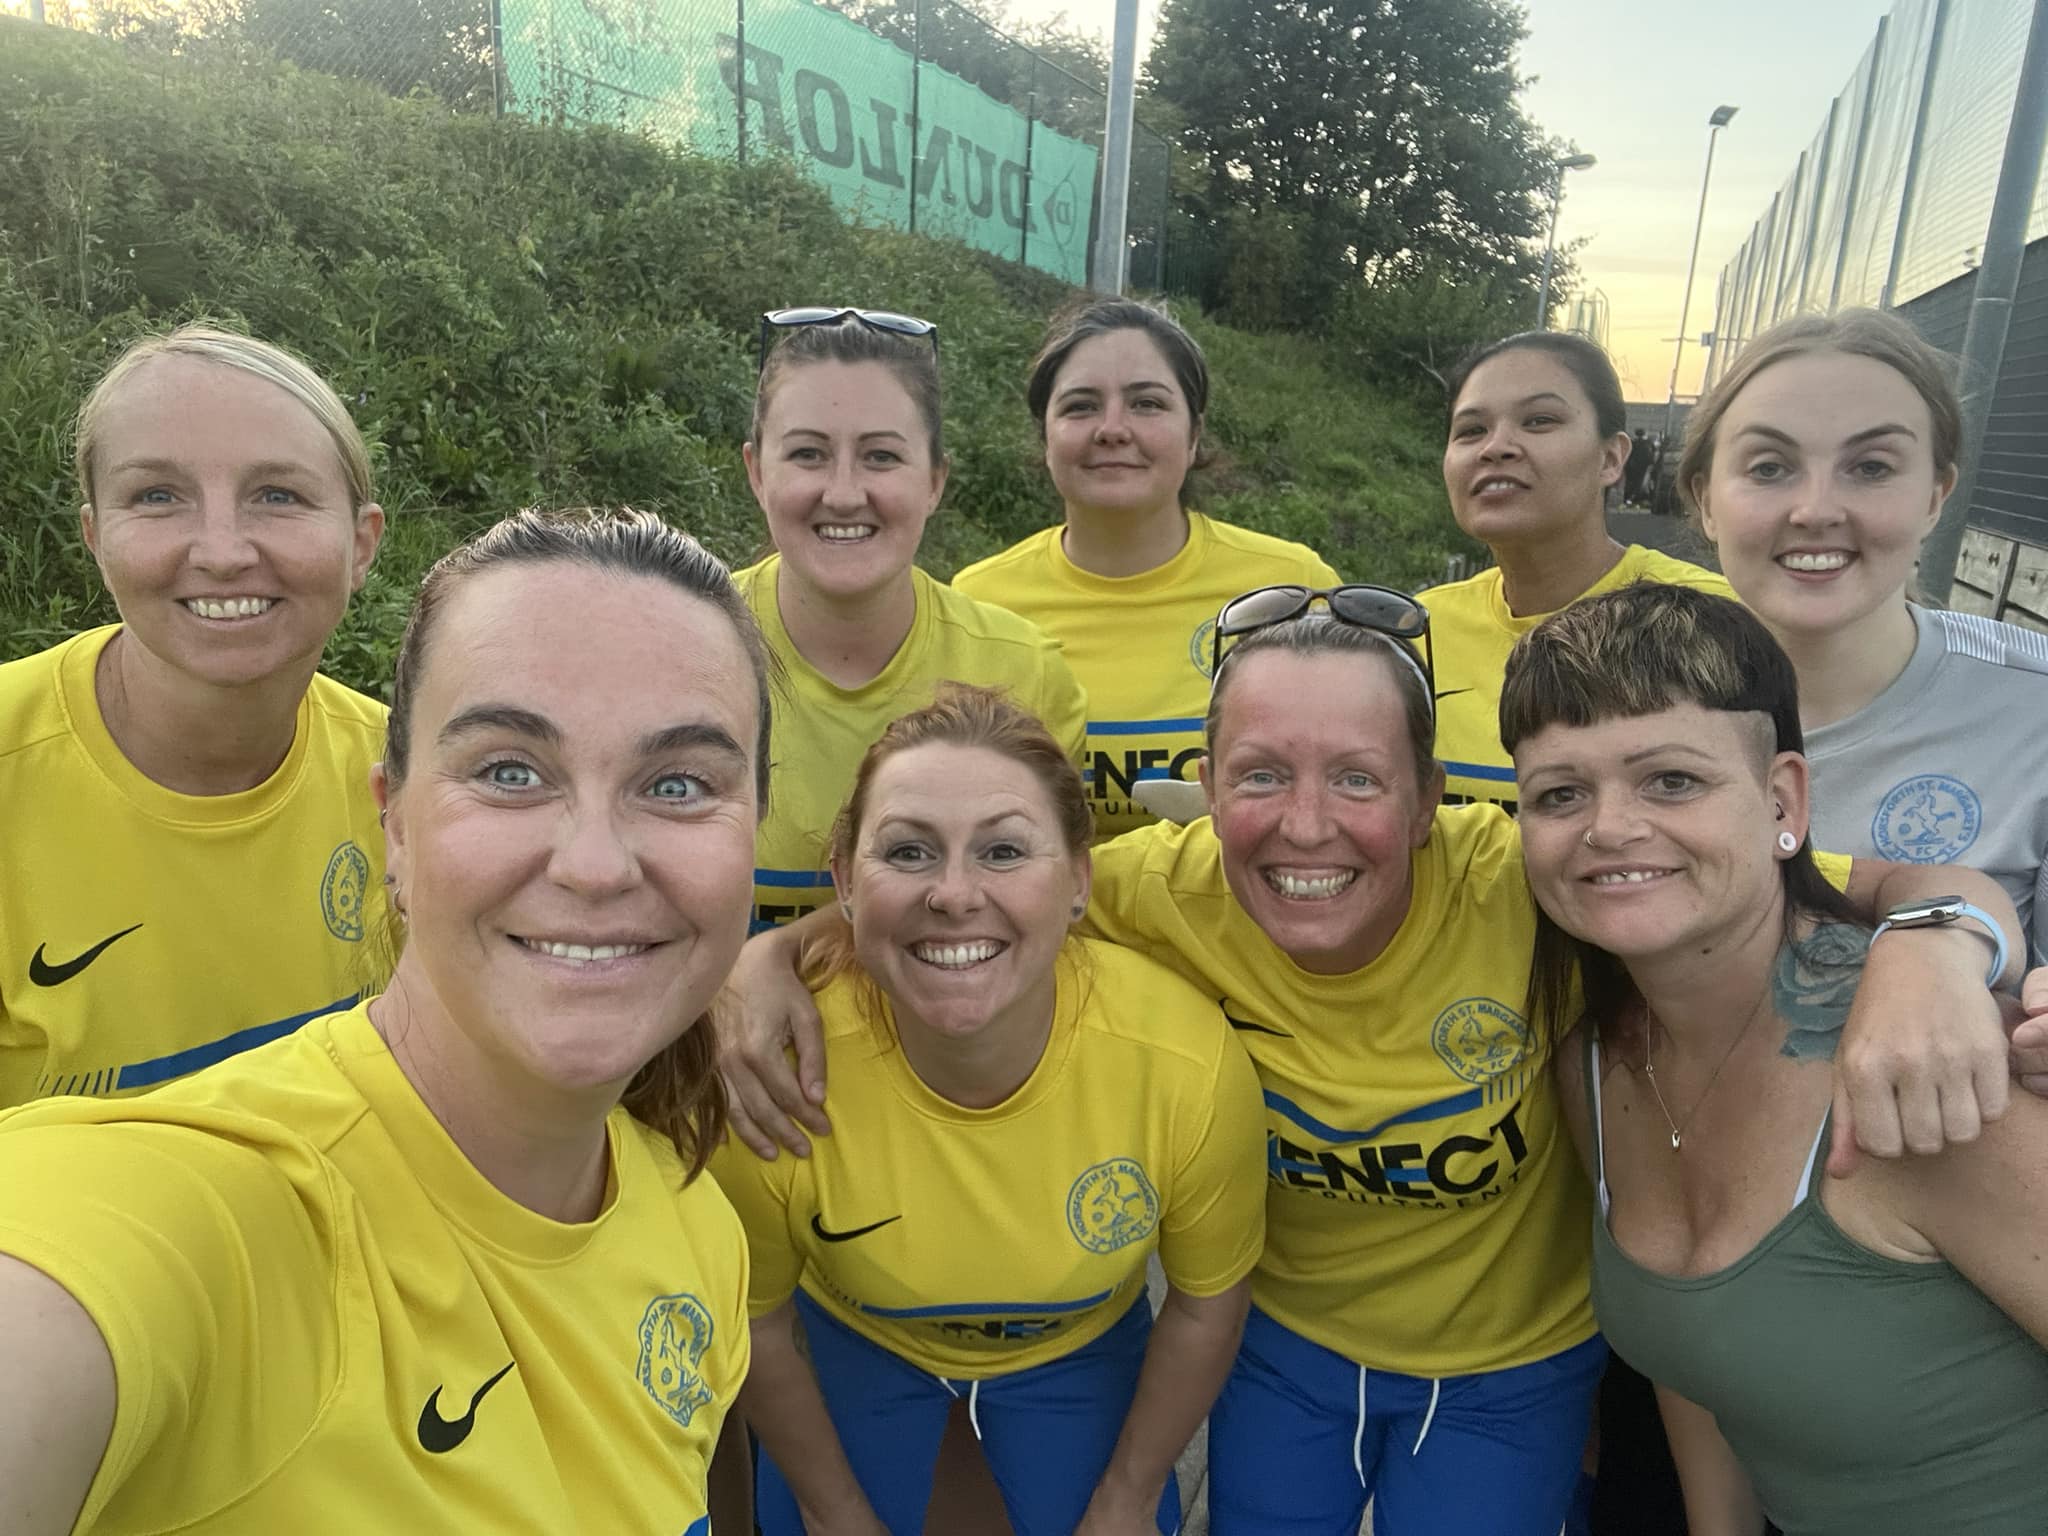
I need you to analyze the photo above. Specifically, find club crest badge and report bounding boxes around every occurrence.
[1431,997,1530,1085]
[637,1293,715,1429]
[1871,774,1981,864]
[1067,1158,1160,1253]
[320,840,370,942]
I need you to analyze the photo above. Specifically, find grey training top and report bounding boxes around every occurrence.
[1806,604,2048,965]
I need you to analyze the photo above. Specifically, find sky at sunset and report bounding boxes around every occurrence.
[1013,0,1898,401]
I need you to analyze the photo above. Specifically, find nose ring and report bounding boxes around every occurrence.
[926,890,942,913]
[1583,828,1598,850]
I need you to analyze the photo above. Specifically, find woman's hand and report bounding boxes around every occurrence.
[2008,966,2048,1097]
[716,916,833,1159]
[1073,1483,1166,1536]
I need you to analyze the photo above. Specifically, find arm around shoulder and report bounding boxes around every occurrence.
[0,1255,115,1536]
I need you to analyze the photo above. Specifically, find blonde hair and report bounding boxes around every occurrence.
[1679,309,1962,522]
[75,324,376,511]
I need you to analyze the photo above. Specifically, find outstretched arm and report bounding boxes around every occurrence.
[1655,1384,1765,1536]
[737,1303,888,1536]
[1076,1280,1250,1536]
[1830,862,2023,1174]
[0,1255,116,1536]
[717,910,836,1159]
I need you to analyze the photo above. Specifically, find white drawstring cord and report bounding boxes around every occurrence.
[1411,1378,1441,1456]
[968,1378,985,1441]
[1352,1366,1369,1487]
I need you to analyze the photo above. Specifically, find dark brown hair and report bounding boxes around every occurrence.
[384,507,774,1179]
[1443,331,1628,439]
[1499,582,1862,1050]
[752,316,944,465]
[1026,296,1209,445]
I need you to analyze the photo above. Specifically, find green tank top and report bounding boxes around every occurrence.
[1583,1031,2048,1536]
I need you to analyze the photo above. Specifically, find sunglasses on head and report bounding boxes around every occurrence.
[1212,583,1436,709]
[757,307,940,374]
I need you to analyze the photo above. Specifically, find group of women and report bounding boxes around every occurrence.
[0,293,2042,1536]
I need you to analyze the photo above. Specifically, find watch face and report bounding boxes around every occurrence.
[1885,896,1968,927]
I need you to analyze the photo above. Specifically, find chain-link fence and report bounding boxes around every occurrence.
[13,0,1173,292]
[1703,0,2048,380]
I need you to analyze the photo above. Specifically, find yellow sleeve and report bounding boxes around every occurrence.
[1038,644,1090,765]
[1311,552,1344,586]
[706,1137,804,1316]
[1816,849,1853,893]
[0,1121,335,1526]
[1156,1029,1268,1297]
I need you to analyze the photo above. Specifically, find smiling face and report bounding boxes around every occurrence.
[833,741,1088,1048]
[1042,328,1200,521]
[745,359,946,606]
[81,354,383,692]
[1444,348,1629,549]
[1513,702,1805,963]
[1202,649,1442,974]
[376,561,761,1102]
[1695,350,1952,642]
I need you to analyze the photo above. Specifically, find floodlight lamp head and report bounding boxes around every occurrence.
[1709,105,1739,127]
[1558,153,1597,171]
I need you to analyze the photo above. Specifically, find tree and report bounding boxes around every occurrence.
[1147,0,1563,329]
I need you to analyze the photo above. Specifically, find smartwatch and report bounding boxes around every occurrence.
[1868,895,2009,988]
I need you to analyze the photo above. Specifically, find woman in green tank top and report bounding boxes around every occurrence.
[1498,582,2048,1536]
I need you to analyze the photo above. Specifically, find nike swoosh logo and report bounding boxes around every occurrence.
[416,1361,515,1453]
[1223,1008,1292,1038]
[1434,688,1473,701]
[811,1212,902,1244]
[28,924,144,987]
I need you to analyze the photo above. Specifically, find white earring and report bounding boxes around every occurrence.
[1777,830,1799,854]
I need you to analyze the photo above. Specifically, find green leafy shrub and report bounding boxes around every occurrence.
[0,16,1476,694]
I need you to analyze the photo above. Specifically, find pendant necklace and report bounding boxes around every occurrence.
[1641,1002,1765,1151]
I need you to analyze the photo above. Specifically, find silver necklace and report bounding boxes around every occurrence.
[1640,1006,1763,1151]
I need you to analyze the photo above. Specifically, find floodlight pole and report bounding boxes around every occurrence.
[1663,106,1738,445]
[1534,154,1594,327]
[1090,0,1140,294]
[1919,0,2048,604]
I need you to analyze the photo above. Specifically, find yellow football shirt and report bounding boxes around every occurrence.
[1429,546,1733,810]
[1084,808,1596,1377]
[0,1002,748,1536]
[710,937,1266,1378]
[953,512,1340,839]
[0,626,388,1106]
[736,558,1088,932]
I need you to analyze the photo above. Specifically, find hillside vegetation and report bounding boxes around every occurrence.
[0,17,1475,697]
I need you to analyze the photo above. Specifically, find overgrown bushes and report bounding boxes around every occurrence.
[0,17,1477,696]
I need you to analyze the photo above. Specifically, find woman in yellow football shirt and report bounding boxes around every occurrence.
[713,684,1265,1536]
[727,590,2023,1534]
[0,325,388,1109]
[0,510,763,1534]
[1429,331,1730,810]
[952,298,1338,839]
[737,308,1087,935]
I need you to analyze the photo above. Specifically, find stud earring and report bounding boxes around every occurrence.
[1070,904,1086,920]
[1777,830,1799,854]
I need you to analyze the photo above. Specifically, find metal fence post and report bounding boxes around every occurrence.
[1794,101,1839,311]
[1920,0,2048,602]
[489,0,506,118]
[735,0,747,163]
[1826,14,1888,308]
[1021,82,1035,268]
[908,0,923,236]
[29,0,44,22]
[1157,139,1170,290]
[1881,0,1952,308]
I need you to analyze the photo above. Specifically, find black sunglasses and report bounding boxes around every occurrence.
[757,307,940,373]
[1212,583,1436,708]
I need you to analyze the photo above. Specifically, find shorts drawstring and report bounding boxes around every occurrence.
[968,1378,985,1441]
[1411,1377,1442,1456]
[1352,1366,1370,1487]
